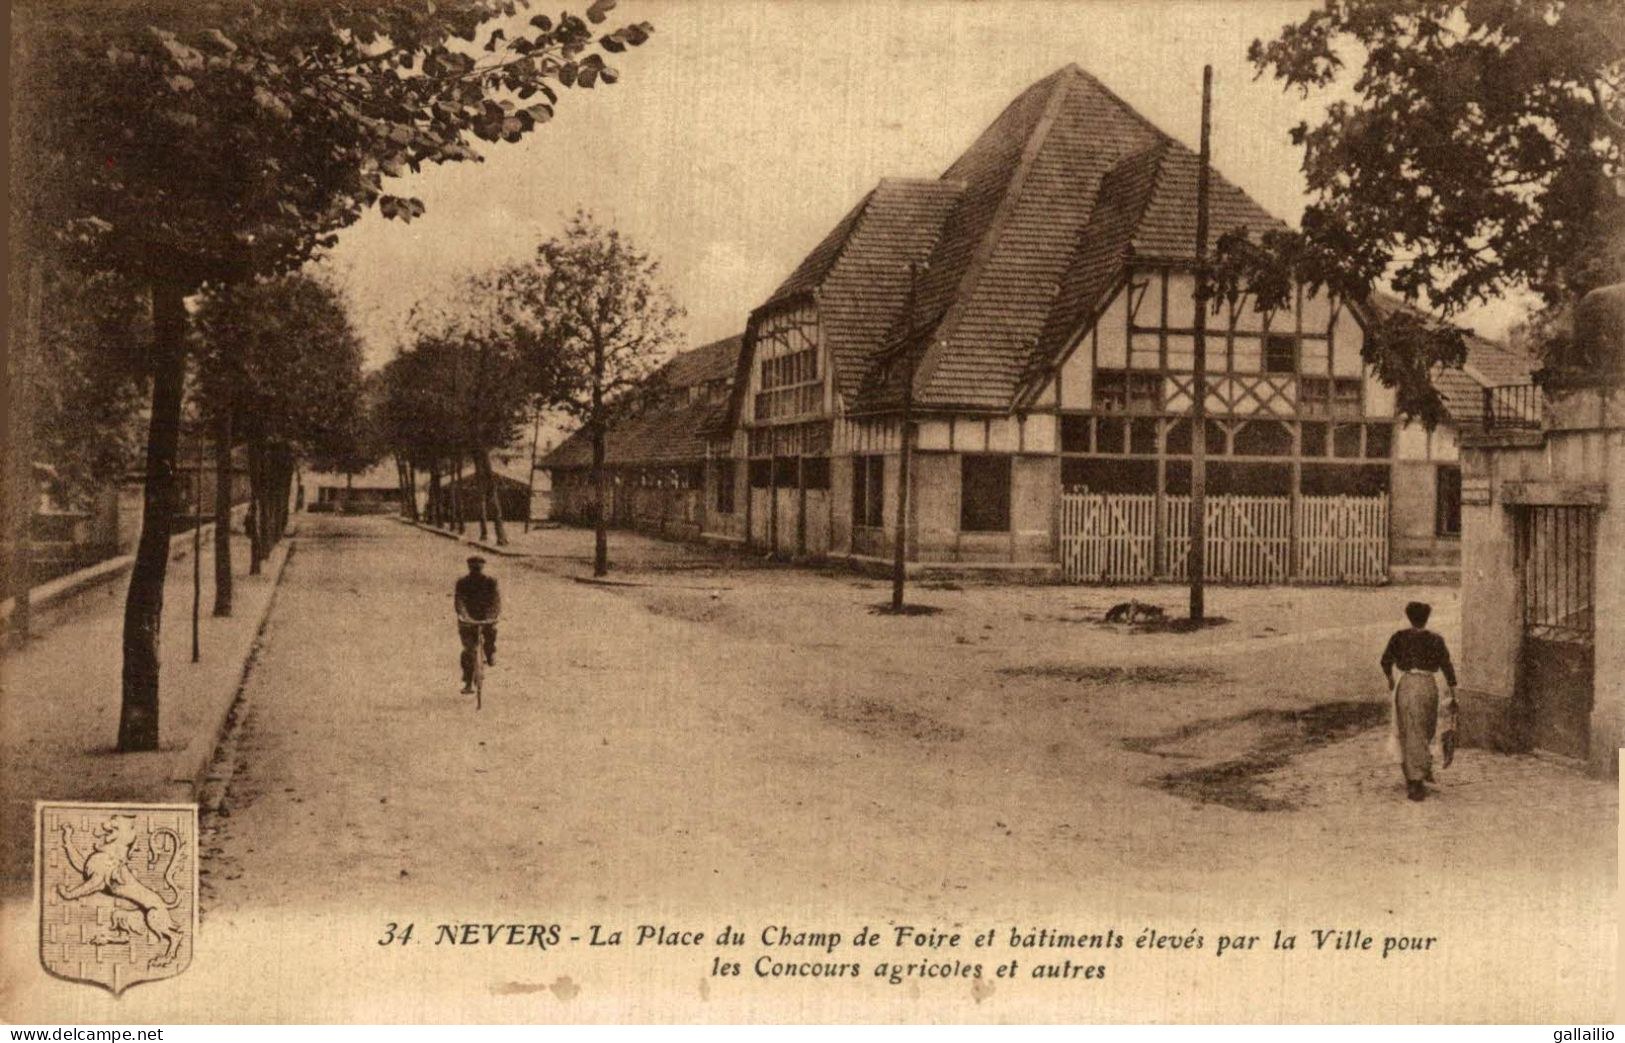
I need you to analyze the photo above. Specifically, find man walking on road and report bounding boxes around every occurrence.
[1380,600,1458,802]
[455,555,501,694]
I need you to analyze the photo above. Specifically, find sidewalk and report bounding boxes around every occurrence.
[0,526,293,894]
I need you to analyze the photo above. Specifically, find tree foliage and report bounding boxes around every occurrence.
[10,0,654,749]
[494,212,682,572]
[195,274,367,463]
[29,270,151,508]
[1216,0,1625,422]
[13,0,655,285]
[503,211,683,421]
[381,277,541,542]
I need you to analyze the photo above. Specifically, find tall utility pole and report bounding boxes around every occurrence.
[891,262,921,613]
[1189,65,1213,623]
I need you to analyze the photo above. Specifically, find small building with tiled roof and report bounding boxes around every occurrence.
[541,335,742,539]
[560,65,1534,583]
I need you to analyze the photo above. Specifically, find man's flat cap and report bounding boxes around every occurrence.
[467,555,487,565]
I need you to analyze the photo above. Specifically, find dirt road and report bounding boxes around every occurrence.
[9,514,1606,1021]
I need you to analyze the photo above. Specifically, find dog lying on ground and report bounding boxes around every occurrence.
[1104,600,1166,624]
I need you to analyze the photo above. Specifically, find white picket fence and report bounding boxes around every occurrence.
[1059,493,1157,583]
[1059,491,1388,585]
[1295,494,1389,584]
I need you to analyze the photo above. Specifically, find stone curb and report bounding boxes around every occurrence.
[162,534,297,805]
[396,516,532,557]
[0,505,251,631]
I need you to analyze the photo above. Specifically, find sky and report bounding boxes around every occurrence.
[321,0,1531,373]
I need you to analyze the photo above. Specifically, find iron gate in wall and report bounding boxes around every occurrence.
[1518,505,1597,759]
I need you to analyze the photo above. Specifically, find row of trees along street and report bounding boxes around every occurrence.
[4,0,1619,749]
[7,0,656,751]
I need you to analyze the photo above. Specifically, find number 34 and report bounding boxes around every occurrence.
[378,922,415,946]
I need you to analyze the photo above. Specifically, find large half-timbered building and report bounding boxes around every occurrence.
[544,64,1531,584]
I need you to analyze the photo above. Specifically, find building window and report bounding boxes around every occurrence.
[1332,423,1363,459]
[772,457,798,487]
[1130,417,1159,455]
[1232,420,1293,457]
[1333,378,1362,417]
[852,455,884,528]
[1300,377,1331,416]
[1094,371,1127,412]
[1436,465,1462,537]
[1164,418,1227,455]
[960,454,1012,532]
[1364,423,1393,459]
[1060,414,1091,453]
[1064,457,1156,494]
[1301,421,1328,456]
[1128,373,1161,411]
[1302,463,1391,496]
[1094,370,1161,413]
[748,459,772,488]
[1096,417,1126,454]
[801,456,831,490]
[1264,334,1296,373]
[715,460,736,514]
[753,305,821,421]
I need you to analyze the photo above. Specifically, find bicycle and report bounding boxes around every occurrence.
[457,615,498,710]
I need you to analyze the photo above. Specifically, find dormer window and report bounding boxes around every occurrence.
[751,304,820,422]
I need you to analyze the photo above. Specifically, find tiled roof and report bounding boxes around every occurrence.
[907,66,1168,410]
[1025,142,1169,392]
[812,178,964,401]
[736,63,1531,426]
[540,335,742,470]
[843,65,1281,412]
[647,333,742,391]
[1127,139,1287,259]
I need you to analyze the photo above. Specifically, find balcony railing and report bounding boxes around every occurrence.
[1482,383,1542,429]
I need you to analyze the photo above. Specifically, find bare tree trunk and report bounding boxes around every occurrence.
[476,451,490,543]
[6,263,42,646]
[592,334,608,577]
[191,421,202,663]
[118,275,187,753]
[477,449,508,546]
[268,447,286,544]
[402,459,419,521]
[280,449,293,539]
[487,455,508,547]
[246,442,265,575]
[427,463,442,526]
[212,409,233,616]
[592,425,608,576]
[450,456,464,532]
[524,406,541,533]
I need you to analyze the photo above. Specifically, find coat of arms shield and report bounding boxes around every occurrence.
[37,802,198,996]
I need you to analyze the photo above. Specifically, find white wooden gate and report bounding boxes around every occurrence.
[1058,491,1388,585]
[1059,493,1156,582]
[1164,495,1292,584]
[1296,494,1388,584]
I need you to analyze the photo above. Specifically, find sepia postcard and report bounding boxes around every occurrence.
[2,0,1620,1025]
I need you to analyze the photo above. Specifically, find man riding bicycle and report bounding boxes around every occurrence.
[454,555,501,694]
